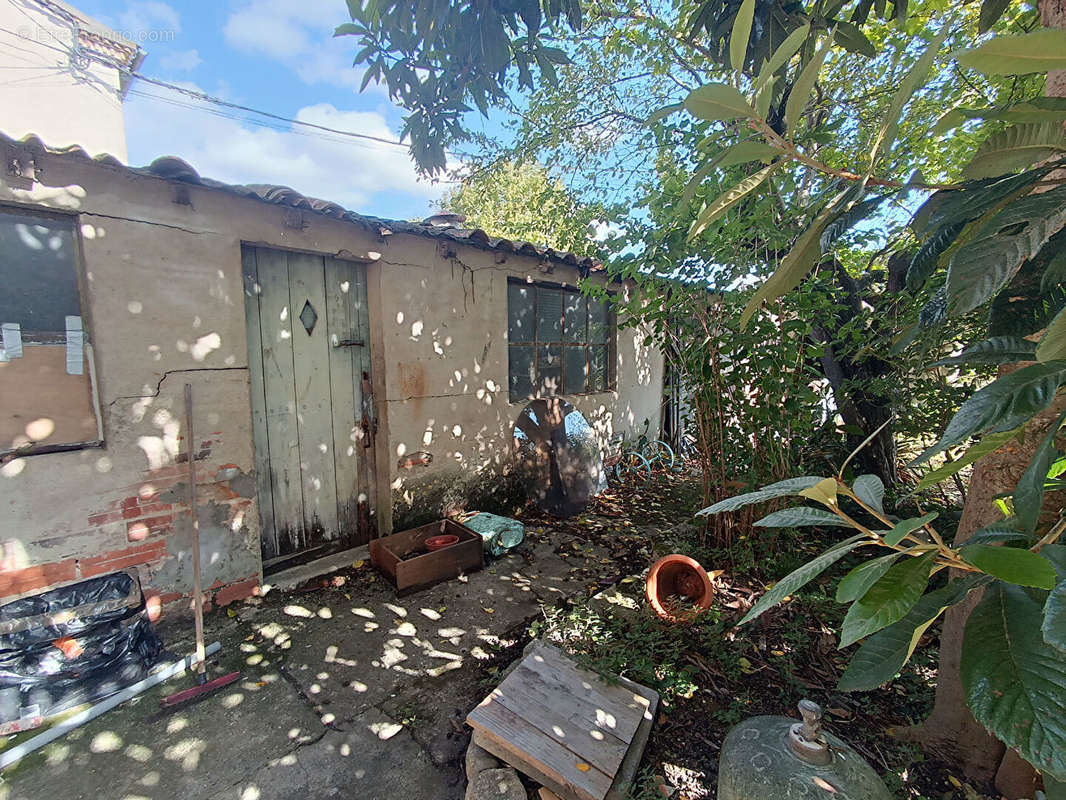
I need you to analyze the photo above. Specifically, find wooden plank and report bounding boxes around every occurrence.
[323,257,362,540]
[286,251,339,542]
[517,643,649,742]
[241,247,278,560]
[488,665,629,775]
[254,247,306,555]
[469,703,613,800]
[605,676,659,800]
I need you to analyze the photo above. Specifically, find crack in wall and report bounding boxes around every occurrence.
[107,366,249,408]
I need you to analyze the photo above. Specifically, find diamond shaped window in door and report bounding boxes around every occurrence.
[299,299,318,335]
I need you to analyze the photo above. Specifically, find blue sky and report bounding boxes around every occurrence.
[77,0,455,219]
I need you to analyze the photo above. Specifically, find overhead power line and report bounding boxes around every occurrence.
[124,71,410,151]
[24,0,410,152]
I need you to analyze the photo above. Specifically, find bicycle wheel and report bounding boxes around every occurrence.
[642,439,676,471]
[614,451,652,483]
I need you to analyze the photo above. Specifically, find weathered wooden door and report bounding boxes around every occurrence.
[242,246,374,570]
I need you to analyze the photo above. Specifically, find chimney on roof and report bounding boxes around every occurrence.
[421,213,466,228]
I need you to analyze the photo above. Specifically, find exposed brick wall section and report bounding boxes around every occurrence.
[212,577,259,607]
[7,431,259,609]
[79,540,167,578]
[0,560,77,598]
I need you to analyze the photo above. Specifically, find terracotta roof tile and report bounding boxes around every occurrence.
[1,132,602,272]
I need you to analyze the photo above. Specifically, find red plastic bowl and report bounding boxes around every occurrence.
[425,534,460,551]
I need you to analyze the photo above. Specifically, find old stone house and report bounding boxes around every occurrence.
[0,133,664,613]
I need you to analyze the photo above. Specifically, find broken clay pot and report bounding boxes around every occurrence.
[425,534,461,551]
[645,554,714,622]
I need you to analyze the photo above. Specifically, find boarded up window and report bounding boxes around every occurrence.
[0,208,101,456]
[506,278,614,402]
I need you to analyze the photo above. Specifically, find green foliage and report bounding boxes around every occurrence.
[695,476,823,514]
[737,534,867,625]
[956,29,1066,75]
[962,582,1066,780]
[839,551,937,647]
[838,574,991,691]
[437,161,606,255]
[337,0,582,172]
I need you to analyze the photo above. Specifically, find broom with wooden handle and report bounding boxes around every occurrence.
[160,383,240,708]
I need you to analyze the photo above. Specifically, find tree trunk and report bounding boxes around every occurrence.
[907,4,1066,791]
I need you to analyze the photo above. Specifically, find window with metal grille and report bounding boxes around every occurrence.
[507,279,614,402]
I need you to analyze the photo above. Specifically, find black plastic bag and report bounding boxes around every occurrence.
[0,569,163,725]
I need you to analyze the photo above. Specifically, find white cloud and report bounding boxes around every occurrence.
[123,83,448,214]
[158,49,201,72]
[223,0,372,91]
[115,1,181,37]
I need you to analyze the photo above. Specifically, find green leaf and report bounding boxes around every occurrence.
[716,141,782,168]
[852,474,885,513]
[688,164,778,240]
[738,535,867,625]
[948,98,1066,128]
[1012,406,1066,534]
[931,337,1037,367]
[839,575,990,691]
[916,430,1020,490]
[962,123,1066,180]
[833,21,876,58]
[755,76,777,119]
[753,506,854,528]
[946,185,1066,315]
[978,0,1010,33]
[913,361,1066,464]
[839,551,937,647]
[784,35,832,136]
[957,29,1066,76]
[680,141,784,216]
[962,582,1066,780]
[820,196,888,251]
[836,553,901,603]
[334,22,362,36]
[966,522,1031,546]
[696,476,825,515]
[739,191,844,326]
[684,83,755,122]
[1042,247,1066,293]
[961,544,1057,589]
[934,108,968,136]
[883,512,938,546]
[871,26,950,164]
[755,23,810,91]
[1037,307,1066,362]
[730,0,756,72]
[907,221,965,291]
[646,102,684,123]
[1044,580,1066,653]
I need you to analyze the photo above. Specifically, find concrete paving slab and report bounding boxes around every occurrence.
[0,629,324,800]
[207,708,461,800]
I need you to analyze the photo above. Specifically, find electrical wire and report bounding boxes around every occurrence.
[23,0,411,152]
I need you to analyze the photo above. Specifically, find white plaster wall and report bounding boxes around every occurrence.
[0,149,663,604]
[0,0,130,160]
[376,247,665,528]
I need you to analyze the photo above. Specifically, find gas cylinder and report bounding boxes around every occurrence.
[717,699,894,800]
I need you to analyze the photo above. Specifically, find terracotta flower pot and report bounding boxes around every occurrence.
[645,554,715,622]
[425,534,460,551]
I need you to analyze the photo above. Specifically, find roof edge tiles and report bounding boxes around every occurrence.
[0,131,602,272]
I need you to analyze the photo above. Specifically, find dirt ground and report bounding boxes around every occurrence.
[1,468,983,800]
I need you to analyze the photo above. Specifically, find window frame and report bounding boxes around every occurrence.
[0,203,104,458]
[506,277,616,403]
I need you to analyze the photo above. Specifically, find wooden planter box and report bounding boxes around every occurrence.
[370,519,483,595]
